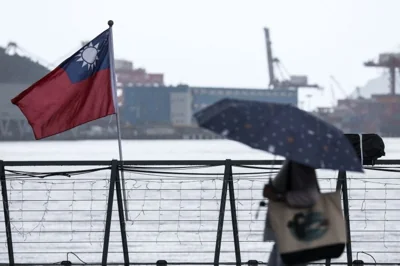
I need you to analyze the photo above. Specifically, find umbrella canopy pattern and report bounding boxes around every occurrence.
[194,98,363,173]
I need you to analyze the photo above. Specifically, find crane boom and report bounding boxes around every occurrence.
[263,27,322,91]
[264,28,276,88]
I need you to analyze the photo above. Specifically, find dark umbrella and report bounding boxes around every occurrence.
[194,98,363,173]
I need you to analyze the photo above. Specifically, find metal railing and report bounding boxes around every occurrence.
[0,159,399,266]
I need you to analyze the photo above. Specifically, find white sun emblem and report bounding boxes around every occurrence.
[76,42,99,70]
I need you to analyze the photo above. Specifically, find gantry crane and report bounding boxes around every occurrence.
[364,53,400,95]
[263,27,322,91]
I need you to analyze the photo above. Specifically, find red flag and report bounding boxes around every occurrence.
[11,28,117,139]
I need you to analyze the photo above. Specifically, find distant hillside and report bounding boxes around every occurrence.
[0,46,49,84]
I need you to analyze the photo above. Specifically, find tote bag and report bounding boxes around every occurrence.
[268,190,346,264]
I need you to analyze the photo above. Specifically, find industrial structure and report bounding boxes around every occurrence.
[0,27,325,140]
[115,59,164,87]
[121,85,297,124]
[263,28,321,91]
[314,51,400,136]
[117,27,314,139]
[364,53,400,95]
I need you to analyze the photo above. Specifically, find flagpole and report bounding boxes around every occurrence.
[108,20,130,221]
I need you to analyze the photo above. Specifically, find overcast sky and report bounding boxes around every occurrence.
[1,0,399,110]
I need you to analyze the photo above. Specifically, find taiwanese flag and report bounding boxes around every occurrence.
[11,28,117,139]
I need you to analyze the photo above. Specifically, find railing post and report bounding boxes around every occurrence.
[115,161,130,265]
[325,170,348,266]
[340,171,353,266]
[0,160,14,265]
[335,170,353,266]
[102,160,118,266]
[336,171,344,191]
[214,161,230,266]
[226,160,242,266]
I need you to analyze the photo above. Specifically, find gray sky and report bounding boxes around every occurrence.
[1,0,399,110]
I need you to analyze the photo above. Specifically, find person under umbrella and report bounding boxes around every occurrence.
[193,98,363,173]
[193,98,361,264]
[263,159,320,266]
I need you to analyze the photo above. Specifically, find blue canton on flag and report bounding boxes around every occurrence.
[59,29,111,84]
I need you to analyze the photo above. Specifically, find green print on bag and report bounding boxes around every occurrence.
[287,211,329,242]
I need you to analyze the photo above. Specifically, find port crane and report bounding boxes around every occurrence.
[263,27,322,90]
[5,41,80,70]
[5,42,55,69]
[364,53,400,95]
